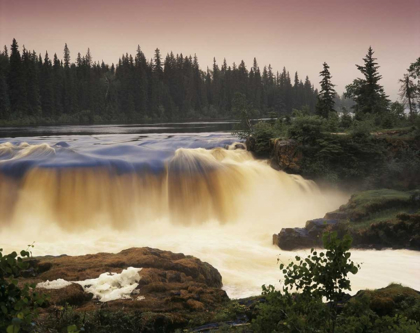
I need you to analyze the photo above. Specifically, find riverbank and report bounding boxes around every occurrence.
[273,189,420,251]
[15,248,420,332]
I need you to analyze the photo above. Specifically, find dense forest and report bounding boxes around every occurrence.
[0,38,351,125]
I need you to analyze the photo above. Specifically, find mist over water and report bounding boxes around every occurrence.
[0,124,419,298]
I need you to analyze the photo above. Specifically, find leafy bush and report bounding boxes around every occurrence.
[0,246,47,333]
[288,115,326,145]
[350,119,374,139]
[339,109,353,129]
[250,122,276,156]
[253,233,420,332]
[253,232,360,333]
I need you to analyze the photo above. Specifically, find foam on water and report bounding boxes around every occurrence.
[37,267,142,302]
[1,132,419,298]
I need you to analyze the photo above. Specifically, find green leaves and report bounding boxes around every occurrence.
[0,246,48,332]
[6,324,20,333]
[275,232,361,331]
[67,324,80,333]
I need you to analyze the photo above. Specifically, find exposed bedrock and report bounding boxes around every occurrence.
[274,189,420,251]
[269,138,303,173]
[21,247,228,329]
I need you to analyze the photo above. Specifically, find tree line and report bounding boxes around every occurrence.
[0,39,322,125]
[315,47,420,122]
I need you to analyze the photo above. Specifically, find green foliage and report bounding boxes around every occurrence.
[249,121,276,156]
[232,92,254,138]
[1,38,322,125]
[279,233,359,302]
[340,110,353,129]
[400,57,420,118]
[288,115,326,145]
[327,111,340,132]
[212,301,248,323]
[253,285,329,333]
[253,233,420,333]
[39,308,184,333]
[350,119,374,139]
[0,246,47,333]
[316,62,336,118]
[336,292,420,333]
[345,47,389,118]
[253,232,360,333]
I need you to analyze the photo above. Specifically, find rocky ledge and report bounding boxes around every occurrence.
[21,247,229,331]
[273,189,420,251]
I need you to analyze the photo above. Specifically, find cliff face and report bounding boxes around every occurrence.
[22,247,229,330]
[270,139,303,173]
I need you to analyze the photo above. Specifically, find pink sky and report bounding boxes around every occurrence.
[1,0,419,99]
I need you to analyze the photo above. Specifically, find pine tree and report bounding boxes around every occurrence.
[40,51,54,118]
[0,41,323,123]
[316,62,336,118]
[0,49,10,119]
[345,47,389,117]
[64,43,70,68]
[22,49,41,117]
[53,53,64,115]
[153,48,163,79]
[8,39,27,118]
[400,58,420,116]
[134,45,148,118]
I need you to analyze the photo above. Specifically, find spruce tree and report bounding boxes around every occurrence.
[134,45,148,118]
[40,51,54,118]
[316,62,336,118]
[0,48,10,119]
[64,43,70,68]
[345,47,389,117]
[401,58,420,116]
[8,39,27,118]
[53,53,64,115]
[22,49,41,117]
[0,41,323,123]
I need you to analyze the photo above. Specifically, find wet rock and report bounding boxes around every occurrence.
[270,139,302,173]
[305,219,338,237]
[245,136,256,152]
[231,143,246,150]
[39,283,93,306]
[324,211,349,220]
[20,247,228,318]
[274,227,317,250]
[274,189,420,251]
[274,219,339,250]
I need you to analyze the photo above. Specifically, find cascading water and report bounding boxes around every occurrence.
[0,131,419,298]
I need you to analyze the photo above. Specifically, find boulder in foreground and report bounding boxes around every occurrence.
[21,247,229,331]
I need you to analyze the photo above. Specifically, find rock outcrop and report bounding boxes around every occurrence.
[21,248,229,330]
[270,139,302,173]
[273,189,420,251]
[273,219,339,250]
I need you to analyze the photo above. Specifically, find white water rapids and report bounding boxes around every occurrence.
[0,131,419,298]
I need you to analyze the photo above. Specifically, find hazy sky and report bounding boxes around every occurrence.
[1,0,419,100]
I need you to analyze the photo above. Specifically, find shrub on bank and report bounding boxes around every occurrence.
[0,246,47,333]
[252,233,420,333]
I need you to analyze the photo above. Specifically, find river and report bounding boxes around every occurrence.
[0,122,419,298]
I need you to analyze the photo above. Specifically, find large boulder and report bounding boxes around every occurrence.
[273,219,339,250]
[41,283,93,306]
[22,248,228,318]
[273,228,315,250]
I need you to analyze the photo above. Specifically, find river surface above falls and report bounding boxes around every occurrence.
[0,122,419,298]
